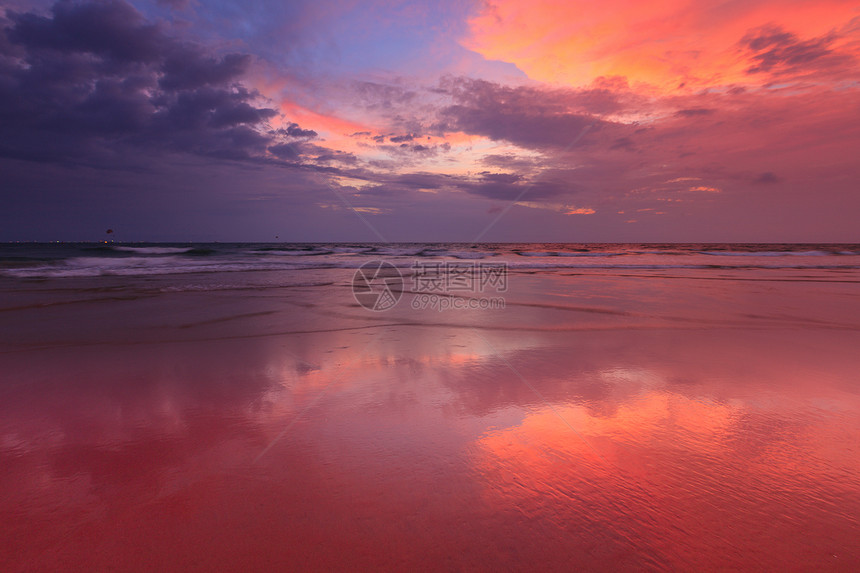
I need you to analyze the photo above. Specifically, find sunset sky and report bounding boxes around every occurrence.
[1,0,858,241]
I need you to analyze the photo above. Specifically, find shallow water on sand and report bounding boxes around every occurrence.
[1,258,859,571]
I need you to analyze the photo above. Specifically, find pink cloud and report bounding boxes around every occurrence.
[464,0,860,90]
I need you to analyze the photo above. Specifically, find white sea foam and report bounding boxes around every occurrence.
[697,250,832,257]
[251,249,333,256]
[330,246,375,254]
[419,250,494,259]
[514,251,626,257]
[113,246,195,254]
[2,243,858,278]
[371,247,428,257]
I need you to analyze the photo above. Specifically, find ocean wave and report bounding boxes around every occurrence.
[697,250,838,257]
[158,281,335,293]
[514,251,556,257]
[514,251,625,257]
[251,249,334,256]
[5,258,859,278]
[330,246,375,254]
[113,246,197,255]
[416,250,495,259]
[2,243,859,279]
[1,262,289,278]
[370,247,428,257]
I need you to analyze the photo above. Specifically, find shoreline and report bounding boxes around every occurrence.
[2,264,859,570]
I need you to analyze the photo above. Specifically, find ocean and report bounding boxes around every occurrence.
[3,242,860,278]
[2,243,859,570]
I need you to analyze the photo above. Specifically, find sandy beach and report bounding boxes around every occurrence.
[2,246,859,571]
[3,0,859,568]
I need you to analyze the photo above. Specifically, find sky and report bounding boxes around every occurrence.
[1,0,858,242]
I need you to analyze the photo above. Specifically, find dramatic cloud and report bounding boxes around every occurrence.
[464,0,860,89]
[437,78,617,149]
[0,0,293,164]
[0,0,858,241]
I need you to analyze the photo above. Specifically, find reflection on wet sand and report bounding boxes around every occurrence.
[1,269,859,570]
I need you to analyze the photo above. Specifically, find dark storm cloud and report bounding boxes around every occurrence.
[263,139,356,167]
[297,143,357,164]
[392,172,451,189]
[379,168,570,202]
[0,0,299,165]
[674,108,715,117]
[351,80,417,110]
[460,177,571,201]
[267,142,300,159]
[280,123,318,138]
[155,0,190,8]
[740,25,850,76]
[752,171,781,184]
[609,137,635,151]
[480,154,540,172]
[160,52,251,90]
[437,78,620,149]
[478,171,521,185]
[372,139,449,159]
[8,0,163,63]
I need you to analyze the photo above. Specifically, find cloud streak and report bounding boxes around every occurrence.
[0,0,858,241]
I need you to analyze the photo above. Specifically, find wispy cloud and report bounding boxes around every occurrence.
[1,0,858,241]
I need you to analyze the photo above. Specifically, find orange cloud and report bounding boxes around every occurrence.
[277,100,370,139]
[464,0,860,90]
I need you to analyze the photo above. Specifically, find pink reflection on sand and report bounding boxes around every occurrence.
[472,359,860,570]
[2,269,859,570]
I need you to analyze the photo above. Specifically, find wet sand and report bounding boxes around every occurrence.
[1,267,859,571]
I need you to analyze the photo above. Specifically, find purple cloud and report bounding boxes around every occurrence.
[0,0,284,164]
[740,25,852,77]
[436,78,625,150]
